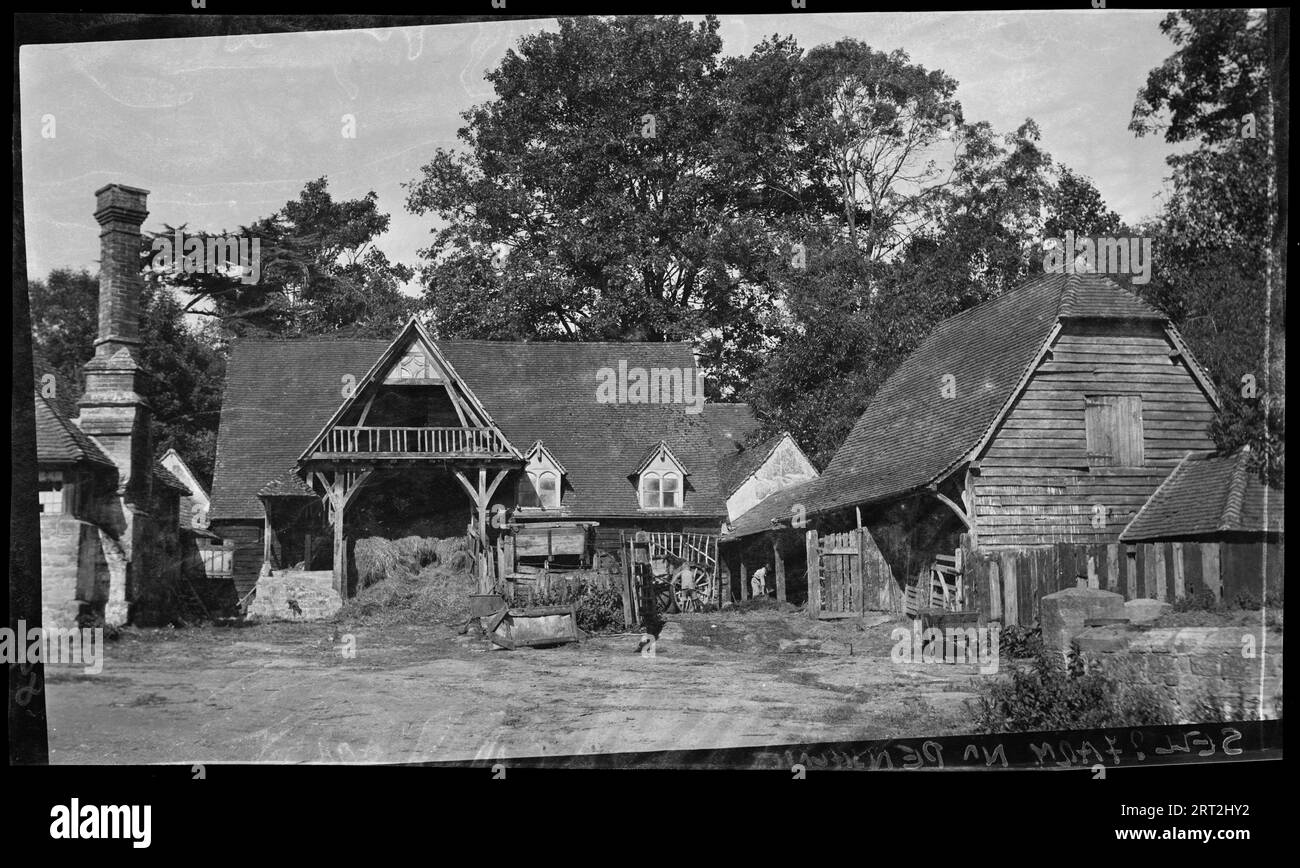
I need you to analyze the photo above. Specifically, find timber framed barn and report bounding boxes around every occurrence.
[721,273,1265,619]
[208,318,791,610]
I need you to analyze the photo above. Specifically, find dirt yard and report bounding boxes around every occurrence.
[45,608,991,764]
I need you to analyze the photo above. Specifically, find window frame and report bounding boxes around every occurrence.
[637,447,686,511]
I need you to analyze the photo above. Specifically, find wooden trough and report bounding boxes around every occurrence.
[485,604,580,650]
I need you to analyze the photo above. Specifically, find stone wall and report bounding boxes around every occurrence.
[1075,625,1283,722]
[40,515,85,628]
[246,569,341,621]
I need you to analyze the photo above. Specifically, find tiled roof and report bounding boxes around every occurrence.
[35,393,116,468]
[259,469,317,498]
[153,464,192,494]
[1121,451,1284,541]
[724,478,821,538]
[1058,276,1166,319]
[809,273,1184,516]
[718,432,786,496]
[704,402,762,450]
[36,391,190,494]
[211,337,752,520]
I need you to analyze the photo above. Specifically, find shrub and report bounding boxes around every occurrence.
[968,643,1176,733]
[999,623,1043,659]
[1172,589,1220,613]
[517,580,627,635]
[574,585,625,634]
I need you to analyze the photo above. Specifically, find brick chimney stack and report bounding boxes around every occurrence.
[79,183,152,496]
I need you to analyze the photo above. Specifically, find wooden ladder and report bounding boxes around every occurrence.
[930,554,963,610]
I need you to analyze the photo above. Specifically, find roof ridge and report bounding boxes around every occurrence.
[1220,450,1252,532]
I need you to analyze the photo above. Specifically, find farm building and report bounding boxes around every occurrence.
[34,184,192,628]
[208,318,805,615]
[723,272,1248,621]
[1120,448,1283,604]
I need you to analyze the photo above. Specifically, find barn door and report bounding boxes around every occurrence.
[805,530,866,620]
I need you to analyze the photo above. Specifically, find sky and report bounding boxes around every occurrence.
[20,11,1185,284]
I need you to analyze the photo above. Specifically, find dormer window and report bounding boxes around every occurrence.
[633,441,688,511]
[522,441,566,511]
[536,470,560,509]
[640,471,680,509]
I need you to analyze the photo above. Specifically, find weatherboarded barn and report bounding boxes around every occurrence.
[724,273,1228,620]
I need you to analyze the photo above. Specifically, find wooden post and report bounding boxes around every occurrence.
[805,529,820,620]
[773,536,787,603]
[1001,553,1017,627]
[740,561,749,600]
[1172,542,1186,601]
[331,488,346,598]
[1201,543,1222,602]
[1107,543,1120,595]
[262,501,273,569]
[1125,546,1137,600]
[988,560,1002,622]
[622,535,635,627]
[720,555,732,606]
[477,468,490,593]
[1150,543,1165,601]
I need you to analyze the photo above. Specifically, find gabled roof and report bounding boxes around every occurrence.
[525,440,567,475]
[810,273,1216,517]
[724,478,821,538]
[35,392,116,469]
[160,448,208,500]
[717,431,817,497]
[1121,451,1284,541]
[297,317,521,465]
[35,392,190,495]
[631,440,688,477]
[211,336,746,520]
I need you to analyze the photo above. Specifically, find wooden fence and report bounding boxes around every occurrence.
[964,537,1284,625]
[805,529,901,619]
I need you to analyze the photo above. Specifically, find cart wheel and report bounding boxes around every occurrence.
[655,582,677,614]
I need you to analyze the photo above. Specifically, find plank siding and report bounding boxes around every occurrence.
[974,325,1216,552]
[212,521,263,599]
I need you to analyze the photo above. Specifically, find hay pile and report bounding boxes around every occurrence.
[339,536,477,626]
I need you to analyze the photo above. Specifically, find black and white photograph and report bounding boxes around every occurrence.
[10,5,1285,841]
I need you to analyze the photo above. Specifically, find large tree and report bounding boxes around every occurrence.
[746,120,1123,464]
[157,177,415,340]
[1130,8,1283,485]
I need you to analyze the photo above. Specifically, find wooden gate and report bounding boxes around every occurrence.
[805,529,900,620]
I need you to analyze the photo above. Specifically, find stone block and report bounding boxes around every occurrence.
[1124,598,1171,624]
[1040,587,1125,651]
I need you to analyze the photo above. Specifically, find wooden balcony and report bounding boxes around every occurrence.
[310,426,515,460]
